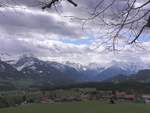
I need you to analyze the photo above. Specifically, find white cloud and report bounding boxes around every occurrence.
[0,0,150,66]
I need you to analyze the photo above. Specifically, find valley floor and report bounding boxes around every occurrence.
[0,101,150,113]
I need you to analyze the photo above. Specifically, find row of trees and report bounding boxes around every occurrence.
[0,94,36,108]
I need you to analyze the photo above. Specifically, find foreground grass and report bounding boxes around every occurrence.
[0,101,150,113]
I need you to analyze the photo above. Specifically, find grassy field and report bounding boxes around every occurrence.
[0,101,150,113]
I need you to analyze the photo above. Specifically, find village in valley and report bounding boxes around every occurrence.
[36,89,150,104]
[1,87,150,109]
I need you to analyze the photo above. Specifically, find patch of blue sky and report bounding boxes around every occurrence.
[59,36,95,45]
[121,30,150,42]
[138,34,150,42]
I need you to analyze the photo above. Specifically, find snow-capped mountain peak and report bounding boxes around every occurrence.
[64,61,87,72]
[1,53,150,82]
[14,55,39,71]
[0,53,19,65]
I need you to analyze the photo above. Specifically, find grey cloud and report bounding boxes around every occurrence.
[0,0,149,65]
[0,7,83,38]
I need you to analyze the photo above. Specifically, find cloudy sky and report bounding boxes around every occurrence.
[0,0,150,65]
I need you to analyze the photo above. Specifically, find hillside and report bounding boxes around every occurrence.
[107,69,150,83]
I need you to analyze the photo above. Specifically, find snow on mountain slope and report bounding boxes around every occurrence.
[64,61,87,72]
[95,60,150,81]
[10,55,86,85]
[14,55,40,71]
[1,53,150,81]
[105,60,150,74]
[0,53,19,65]
[0,60,23,80]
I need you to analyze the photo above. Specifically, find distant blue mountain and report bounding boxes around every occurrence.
[0,54,150,87]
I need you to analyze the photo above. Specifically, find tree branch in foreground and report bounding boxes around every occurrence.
[42,0,77,9]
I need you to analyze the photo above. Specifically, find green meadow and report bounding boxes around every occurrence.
[0,101,150,113]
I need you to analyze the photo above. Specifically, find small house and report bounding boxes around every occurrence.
[142,95,150,103]
[40,96,50,104]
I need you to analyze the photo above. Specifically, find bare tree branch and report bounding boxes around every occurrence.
[42,0,77,9]
[1,0,150,50]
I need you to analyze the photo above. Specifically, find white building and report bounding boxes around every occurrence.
[142,95,150,103]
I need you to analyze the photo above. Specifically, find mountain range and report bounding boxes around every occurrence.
[0,54,150,89]
[107,69,150,83]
